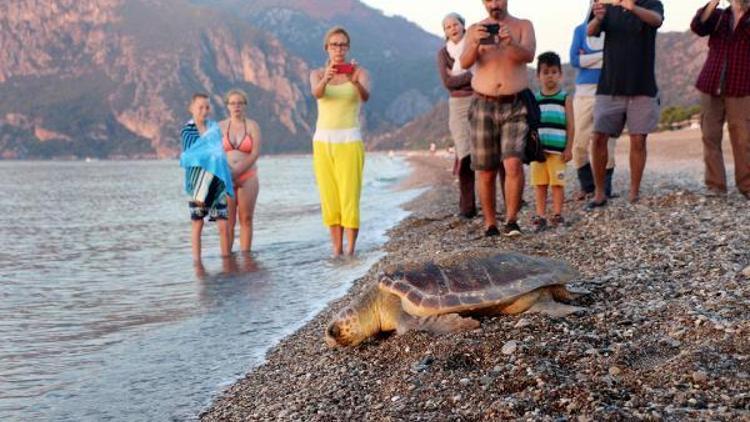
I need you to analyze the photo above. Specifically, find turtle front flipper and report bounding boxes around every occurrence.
[397,312,480,335]
[526,289,585,317]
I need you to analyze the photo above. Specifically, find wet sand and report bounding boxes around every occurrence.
[201,128,749,421]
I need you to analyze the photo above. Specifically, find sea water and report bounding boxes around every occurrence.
[0,155,420,421]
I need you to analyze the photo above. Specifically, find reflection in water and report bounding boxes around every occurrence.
[195,254,270,309]
[0,157,418,421]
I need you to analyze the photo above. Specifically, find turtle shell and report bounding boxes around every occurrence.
[379,249,579,317]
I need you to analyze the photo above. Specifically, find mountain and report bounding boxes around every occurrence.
[373,30,710,152]
[0,0,442,159]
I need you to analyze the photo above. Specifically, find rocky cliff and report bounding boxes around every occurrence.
[0,0,442,159]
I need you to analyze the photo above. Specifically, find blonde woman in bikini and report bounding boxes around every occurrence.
[310,27,371,257]
[220,89,261,253]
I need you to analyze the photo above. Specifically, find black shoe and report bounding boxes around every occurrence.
[503,221,522,237]
[551,214,565,227]
[484,225,500,237]
[531,216,548,233]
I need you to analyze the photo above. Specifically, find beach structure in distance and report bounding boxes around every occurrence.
[325,250,586,347]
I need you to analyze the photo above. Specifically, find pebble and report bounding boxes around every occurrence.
[514,319,531,329]
[609,366,622,377]
[692,371,708,383]
[743,266,750,278]
[459,378,470,386]
[502,340,518,355]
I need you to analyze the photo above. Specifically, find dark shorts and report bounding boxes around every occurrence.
[594,95,660,137]
[189,177,228,221]
[468,95,528,171]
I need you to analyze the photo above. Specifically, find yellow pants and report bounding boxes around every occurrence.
[313,140,365,228]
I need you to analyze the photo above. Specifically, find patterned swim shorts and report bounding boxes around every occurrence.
[468,95,528,171]
[189,176,228,221]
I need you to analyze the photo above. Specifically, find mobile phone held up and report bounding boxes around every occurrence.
[334,63,356,75]
[480,23,500,45]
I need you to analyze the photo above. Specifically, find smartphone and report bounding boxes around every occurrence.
[480,23,500,45]
[334,63,355,75]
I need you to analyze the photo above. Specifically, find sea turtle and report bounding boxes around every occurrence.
[325,250,587,347]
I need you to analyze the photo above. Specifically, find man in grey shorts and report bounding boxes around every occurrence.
[588,0,664,207]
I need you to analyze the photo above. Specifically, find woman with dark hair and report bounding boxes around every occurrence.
[437,13,477,219]
[309,27,371,257]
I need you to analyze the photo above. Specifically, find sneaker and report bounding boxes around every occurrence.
[551,214,565,227]
[503,221,522,237]
[484,225,500,237]
[531,216,548,232]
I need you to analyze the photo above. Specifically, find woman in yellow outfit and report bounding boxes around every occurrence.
[310,27,371,257]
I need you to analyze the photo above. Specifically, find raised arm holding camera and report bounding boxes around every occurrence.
[585,0,664,208]
[460,0,536,238]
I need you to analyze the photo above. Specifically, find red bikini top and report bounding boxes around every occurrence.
[223,120,254,153]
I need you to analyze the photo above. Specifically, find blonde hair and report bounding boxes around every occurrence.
[224,89,248,106]
[323,26,351,51]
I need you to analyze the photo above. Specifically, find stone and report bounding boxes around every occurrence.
[692,371,708,384]
[502,340,518,355]
[608,366,622,377]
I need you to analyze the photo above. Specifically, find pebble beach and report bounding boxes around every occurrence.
[201,128,749,421]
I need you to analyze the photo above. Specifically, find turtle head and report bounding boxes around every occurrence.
[325,284,384,347]
[325,306,366,347]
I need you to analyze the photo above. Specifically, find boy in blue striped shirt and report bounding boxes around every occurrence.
[531,52,574,232]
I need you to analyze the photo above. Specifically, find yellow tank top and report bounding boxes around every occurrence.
[315,82,361,130]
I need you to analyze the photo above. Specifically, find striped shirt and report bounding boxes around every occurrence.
[535,90,568,154]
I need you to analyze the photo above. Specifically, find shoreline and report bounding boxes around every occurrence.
[201,130,749,420]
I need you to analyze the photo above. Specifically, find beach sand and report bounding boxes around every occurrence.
[201,128,749,421]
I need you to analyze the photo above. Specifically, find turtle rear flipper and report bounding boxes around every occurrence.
[397,313,479,335]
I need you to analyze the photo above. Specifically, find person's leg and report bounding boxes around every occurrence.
[624,96,659,203]
[344,228,359,256]
[724,96,750,196]
[335,142,365,256]
[468,96,501,231]
[628,134,648,202]
[573,95,595,194]
[458,156,476,217]
[226,195,237,252]
[700,93,728,194]
[529,160,548,218]
[216,219,230,258]
[534,185,548,218]
[450,97,476,216]
[503,157,524,223]
[313,141,343,255]
[547,154,566,216]
[552,186,564,216]
[329,226,343,256]
[590,96,626,205]
[237,176,259,253]
[478,170,498,229]
[191,219,204,262]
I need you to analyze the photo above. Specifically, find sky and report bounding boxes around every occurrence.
[361,0,712,60]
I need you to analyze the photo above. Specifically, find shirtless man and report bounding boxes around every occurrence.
[461,0,536,237]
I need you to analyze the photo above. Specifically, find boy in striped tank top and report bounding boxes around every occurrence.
[530,52,574,232]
